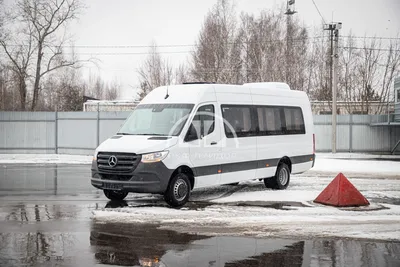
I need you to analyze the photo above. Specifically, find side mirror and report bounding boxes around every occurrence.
[184,124,199,142]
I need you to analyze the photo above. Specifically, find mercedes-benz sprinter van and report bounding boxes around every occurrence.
[91,82,315,207]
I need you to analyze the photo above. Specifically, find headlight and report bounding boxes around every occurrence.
[93,152,97,161]
[141,151,169,163]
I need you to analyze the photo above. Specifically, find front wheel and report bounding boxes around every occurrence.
[103,190,128,201]
[164,173,191,207]
[264,163,290,190]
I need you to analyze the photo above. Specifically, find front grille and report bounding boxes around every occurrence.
[100,174,132,181]
[97,152,141,173]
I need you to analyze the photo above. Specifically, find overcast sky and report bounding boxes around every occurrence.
[5,0,400,99]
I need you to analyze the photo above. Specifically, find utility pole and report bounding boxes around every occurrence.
[324,22,341,153]
[284,0,296,85]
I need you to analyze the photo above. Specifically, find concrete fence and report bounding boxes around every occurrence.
[1,112,399,155]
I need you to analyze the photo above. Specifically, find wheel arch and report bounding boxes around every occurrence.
[277,156,292,173]
[170,165,195,190]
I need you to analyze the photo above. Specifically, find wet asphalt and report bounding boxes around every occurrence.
[0,164,400,267]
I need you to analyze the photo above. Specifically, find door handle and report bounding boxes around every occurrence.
[210,141,218,145]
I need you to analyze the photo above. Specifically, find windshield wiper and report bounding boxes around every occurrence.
[117,132,135,135]
[139,133,168,136]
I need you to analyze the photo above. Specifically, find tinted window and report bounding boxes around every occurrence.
[257,106,284,135]
[284,107,305,134]
[190,104,215,139]
[221,105,255,137]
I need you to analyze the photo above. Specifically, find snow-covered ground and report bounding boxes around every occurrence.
[93,174,400,241]
[308,157,400,178]
[0,154,92,164]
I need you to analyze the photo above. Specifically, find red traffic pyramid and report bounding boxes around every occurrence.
[314,173,370,207]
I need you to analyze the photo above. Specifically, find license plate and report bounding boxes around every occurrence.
[103,183,123,190]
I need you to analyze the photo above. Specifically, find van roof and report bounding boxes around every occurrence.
[139,83,308,105]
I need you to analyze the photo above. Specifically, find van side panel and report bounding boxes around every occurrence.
[215,87,258,184]
[250,89,314,177]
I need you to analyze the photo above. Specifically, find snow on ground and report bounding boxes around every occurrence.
[308,156,400,178]
[93,175,400,241]
[0,154,92,164]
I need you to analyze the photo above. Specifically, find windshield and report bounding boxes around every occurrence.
[118,104,194,136]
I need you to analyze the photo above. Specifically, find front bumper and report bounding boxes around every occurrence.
[91,160,174,194]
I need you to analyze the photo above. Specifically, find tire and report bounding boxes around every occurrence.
[164,173,191,207]
[263,163,290,190]
[264,177,275,189]
[103,190,128,201]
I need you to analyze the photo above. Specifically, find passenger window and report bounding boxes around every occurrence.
[221,105,254,138]
[284,107,305,134]
[257,107,283,135]
[186,104,215,141]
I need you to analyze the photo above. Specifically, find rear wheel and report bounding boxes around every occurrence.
[264,163,290,190]
[164,173,191,207]
[103,190,128,201]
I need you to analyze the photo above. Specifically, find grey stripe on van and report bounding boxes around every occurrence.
[193,154,315,177]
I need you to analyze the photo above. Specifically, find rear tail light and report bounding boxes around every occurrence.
[313,134,316,154]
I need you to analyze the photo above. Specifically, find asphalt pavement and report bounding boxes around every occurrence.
[0,164,399,267]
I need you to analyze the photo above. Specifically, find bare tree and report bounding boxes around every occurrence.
[0,0,84,111]
[175,63,191,84]
[136,43,173,101]
[376,39,400,113]
[104,81,120,100]
[191,0,237,83]
[0,16,36,110]
[85,74,120,101]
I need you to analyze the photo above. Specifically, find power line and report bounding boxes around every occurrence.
[341,46,400,52]
[340,36,400,41]
[311,0,326,24]
[64,51,195,55]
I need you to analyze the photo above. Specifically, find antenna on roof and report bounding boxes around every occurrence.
[164,85,170,99]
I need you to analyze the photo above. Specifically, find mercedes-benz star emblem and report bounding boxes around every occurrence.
[108,155,118,167]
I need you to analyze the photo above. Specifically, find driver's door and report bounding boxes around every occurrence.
[185,103,222,188]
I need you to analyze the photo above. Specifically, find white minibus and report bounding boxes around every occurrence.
[91,82,315,207]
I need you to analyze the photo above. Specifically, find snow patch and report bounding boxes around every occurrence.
[0,154,92,164]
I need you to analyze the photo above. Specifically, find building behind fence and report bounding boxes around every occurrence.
[1,112,400,155]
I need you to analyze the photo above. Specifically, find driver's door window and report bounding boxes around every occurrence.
[186,104,215,141]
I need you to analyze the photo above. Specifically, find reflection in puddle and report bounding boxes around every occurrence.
[104,199,308,211]
[90,222,400,267]
[0,203,93,266]
[0,164,92,195]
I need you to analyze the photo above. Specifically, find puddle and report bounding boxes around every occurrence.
[0,164,93,196]
[233,201,308,210]
[104,199,308,211]
[89,222,400,267]
[369,197,400,206]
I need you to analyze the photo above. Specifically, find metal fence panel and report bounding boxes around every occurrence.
[0,112,399,155]
[57,112,97,155]
[337,125,350,151]
[314,125,331,152]
[312,115,331,124]
[0,112,55,153]
[99,111,130,144]
[352,125,390,152]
